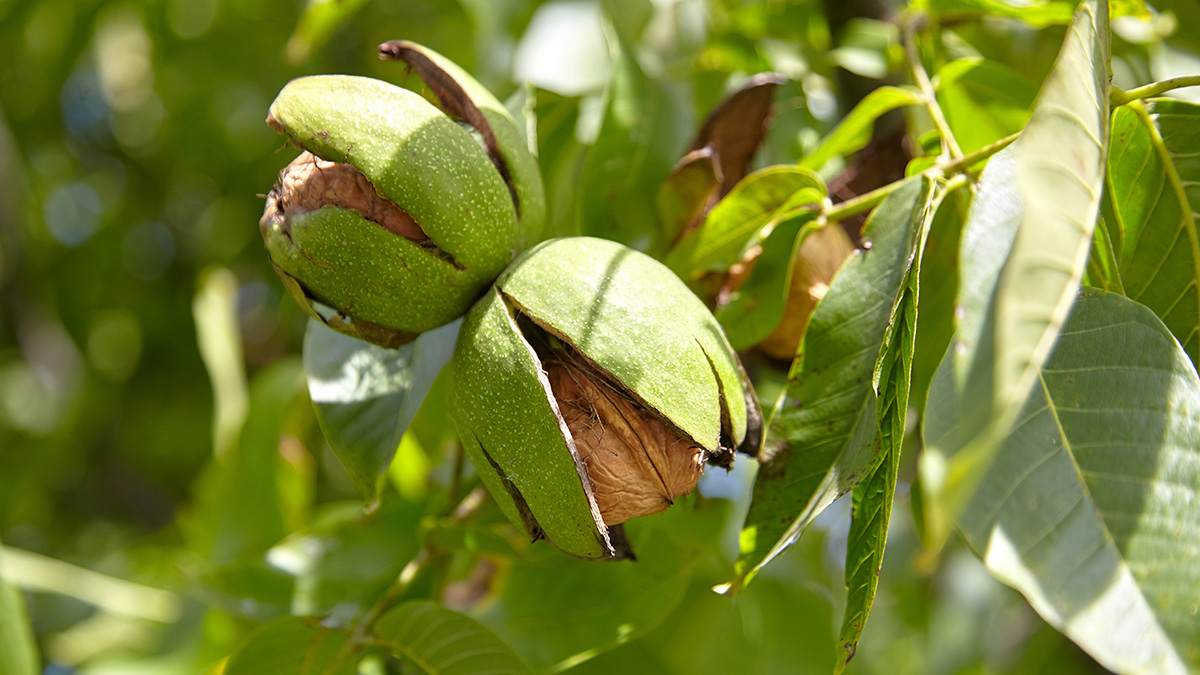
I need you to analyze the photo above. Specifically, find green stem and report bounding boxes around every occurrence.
[905,22,963,160]
[817,130,1018,223]
[1110,76,1200,107]
[337,487,490,658]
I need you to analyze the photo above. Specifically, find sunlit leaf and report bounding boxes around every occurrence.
[798,86,921,173]
[1107,99,1200,366]
[727,178,928,592]
[225,615,356,675]
[926,289,1200,674]
[376,601,532,675]
[0,539,38,675]
[935,59,1037,154]
[922,0,1110,549]
[664,166,825,280]
[284,0,371,64]
[303,318,460,501]
[836,181,945,671]
[921,0,1075,28]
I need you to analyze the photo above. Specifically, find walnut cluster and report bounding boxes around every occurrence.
[544,351,705,526]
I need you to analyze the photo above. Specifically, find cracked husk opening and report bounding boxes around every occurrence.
[543,348,706,527]
[262,151,431,245]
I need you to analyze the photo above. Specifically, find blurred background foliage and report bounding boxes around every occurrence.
[0,0,1195,673]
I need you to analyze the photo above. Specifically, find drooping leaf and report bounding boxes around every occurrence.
[714,214,819,350]
[922,0,1075,28]
[664,166,826,280]
[798,86,922,174]
[303,318,460,501]
[922,0,1110,549]
[225,615,356,675]
[726,178,929,592]
[0,539,38,675]
[934,58,1037,154]
[909,188,969,415]
[836,181,946,671]
[1106,99,1200,366]
[925,289,1200,674]
[376,601,532,675]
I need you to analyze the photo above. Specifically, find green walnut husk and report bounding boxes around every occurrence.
[449,237,762,560]
[260,41,545,348]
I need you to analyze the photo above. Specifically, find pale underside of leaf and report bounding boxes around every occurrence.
[936,290,1200,674]
[928,0,1111,550]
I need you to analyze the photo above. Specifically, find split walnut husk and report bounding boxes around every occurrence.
[543,349,705,526]
[258,42,545,347]
[450,237,761,560]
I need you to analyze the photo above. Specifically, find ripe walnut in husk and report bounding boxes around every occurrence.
[450,237,762,560]
[544,349,706,526]
[259,42,544,348]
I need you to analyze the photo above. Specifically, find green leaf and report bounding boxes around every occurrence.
[577,34,690,250]
[925,289,1200,673]
[664,166,826,280]
[303,318,460,501]
[225,615,356,675]
[185,360,303,567]
[284,0,371,64]
[922,0,1075,28]
[923,0,1111,550]
[656,148,720,252]
[726,178,929,592]
[798,86,922,173]
[714,214,819,350]
[1085,214,1125,294]
[909,188,969,416]
[1106,99,1200,366]
[934,59,1037,154]
[476,500,715,672]
[265,500,424,617]
[836,181,945,671]
[0,539,38,675]
[375,600,532,675]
